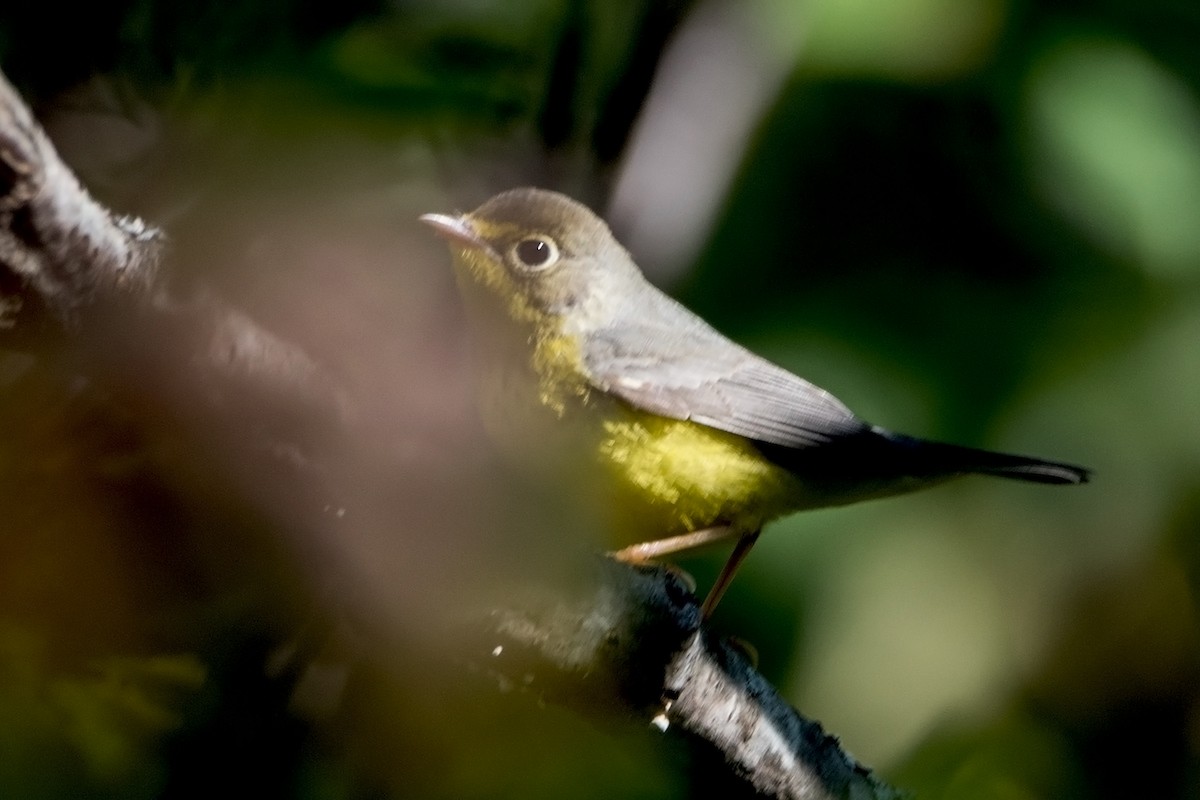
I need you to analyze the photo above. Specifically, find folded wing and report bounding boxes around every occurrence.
[582,314,869,450]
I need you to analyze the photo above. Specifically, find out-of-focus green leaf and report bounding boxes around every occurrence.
[1025,36,1200,279]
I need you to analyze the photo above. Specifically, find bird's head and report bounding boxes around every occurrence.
[421,188,641,330]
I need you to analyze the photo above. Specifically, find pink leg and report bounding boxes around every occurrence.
[700,530,761,619]
[610,525,736,563]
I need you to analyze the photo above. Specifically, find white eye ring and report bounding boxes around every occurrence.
[511,236,559,270]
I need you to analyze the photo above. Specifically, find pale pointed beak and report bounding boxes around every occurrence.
[419,213,489,251]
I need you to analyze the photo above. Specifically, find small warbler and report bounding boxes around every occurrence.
[422,188,1089,616]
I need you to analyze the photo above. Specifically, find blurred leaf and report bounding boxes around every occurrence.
[896,710,1084,800]
[797,0,1007,80]
[1025,36,1200,278]
[0,623,205,797]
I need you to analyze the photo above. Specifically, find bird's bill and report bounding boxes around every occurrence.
[418,213,490,252]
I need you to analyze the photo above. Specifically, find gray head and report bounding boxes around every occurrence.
[421,188,645,326]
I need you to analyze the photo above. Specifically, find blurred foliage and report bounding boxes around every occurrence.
[2,0,1200,798]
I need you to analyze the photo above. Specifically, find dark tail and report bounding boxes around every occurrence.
[878,428,1091,486]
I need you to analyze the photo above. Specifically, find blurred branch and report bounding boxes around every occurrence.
[609,0,804,281]
[0,67,899,800]
[0,69,159,341]
[0,70,341,412]
[0,67,349,517]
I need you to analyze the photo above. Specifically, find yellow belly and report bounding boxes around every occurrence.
[596,407,808,538]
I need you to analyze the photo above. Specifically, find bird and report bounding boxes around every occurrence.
[421,187,1090,617]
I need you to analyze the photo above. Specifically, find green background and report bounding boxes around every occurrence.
[1,1,1197,798]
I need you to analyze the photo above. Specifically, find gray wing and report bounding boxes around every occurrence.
[582,314,868,450]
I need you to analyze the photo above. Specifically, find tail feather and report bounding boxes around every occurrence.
[880,429,1091,486]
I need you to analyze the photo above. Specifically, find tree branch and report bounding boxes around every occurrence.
[0,72,159,331]
[476,559,900,800]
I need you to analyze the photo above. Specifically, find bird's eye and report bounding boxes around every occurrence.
[512,237,559,270]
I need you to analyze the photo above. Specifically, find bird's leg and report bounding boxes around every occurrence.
[611,525,761,619]
[700,529,761,619]
[610,524,736,563]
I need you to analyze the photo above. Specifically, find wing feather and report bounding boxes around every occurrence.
[582,314,867,450]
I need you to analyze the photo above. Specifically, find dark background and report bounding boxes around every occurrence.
[1,1,1197,798]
